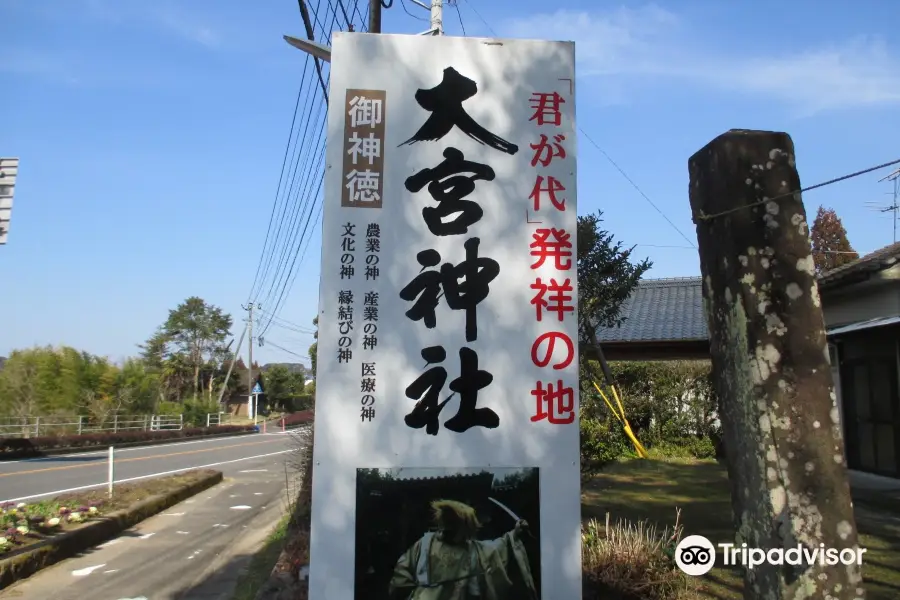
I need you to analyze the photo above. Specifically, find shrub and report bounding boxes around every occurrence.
[579,360,722,470]
[293,394,314,411]
[582,510,694,600]
[580,417,631,481]
[181,397,221,427]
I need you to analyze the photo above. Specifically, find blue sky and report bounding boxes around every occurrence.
[2,0,899,365]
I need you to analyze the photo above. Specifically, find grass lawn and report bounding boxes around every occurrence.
[582,458,900,599]
[230,513,292,600]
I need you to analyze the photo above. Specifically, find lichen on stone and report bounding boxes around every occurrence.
[796,256,816,276]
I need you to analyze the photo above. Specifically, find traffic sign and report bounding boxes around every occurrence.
[252,382,263,394]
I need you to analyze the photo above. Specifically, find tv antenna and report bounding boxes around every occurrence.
[866,168,900,243]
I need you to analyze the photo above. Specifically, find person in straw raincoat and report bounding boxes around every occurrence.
[388,499,539,600]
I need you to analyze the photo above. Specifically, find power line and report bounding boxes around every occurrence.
[252,54,319,301]
[252,0,344,312]
[451,1,466,35]
[579,129,697,249]
[260,169,326,336]
[259,102,328,318]
[250,0,328,302]
[695,157,900,222]
[461,0,496,36]
[257,306,313,330]
[256,1,334,302]
[258,93,328,309]
[261,323,316,347]
[247,56,312,301]
[255,1,369,339]
[400,0,429,21]
[257,307,316,334]
[456,1,695,250]
[281,195,324,313]
[636,244,867,255]
[335,0,353,29]
[265,339,311,361]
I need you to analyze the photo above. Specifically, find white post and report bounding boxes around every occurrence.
[206,413,211,428]
[430,0,443,35]
[77,415,83,435]
[108,446,115,499]
[34,416,40,438]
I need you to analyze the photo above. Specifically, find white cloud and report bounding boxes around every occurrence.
[504,6,900,115]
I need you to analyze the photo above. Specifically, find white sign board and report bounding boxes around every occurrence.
[311,33,579,599]
[0,158,19,245]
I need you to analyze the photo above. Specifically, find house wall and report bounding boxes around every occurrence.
[822,267,900,327]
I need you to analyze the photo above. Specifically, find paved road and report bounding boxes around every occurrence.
[0,430,305,502]
[0,448,303,599]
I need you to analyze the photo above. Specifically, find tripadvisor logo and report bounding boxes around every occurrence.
[675,535,716,576]
[675,535,867,577]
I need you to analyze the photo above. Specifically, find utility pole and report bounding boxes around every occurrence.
[241,302,257,421]
[216,324,247,407]
[430,0,443,35]
[368,0,382,34]
[689,130,862,599]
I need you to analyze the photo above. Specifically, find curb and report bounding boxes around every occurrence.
[0,469,224,589]
[0,429,258,461]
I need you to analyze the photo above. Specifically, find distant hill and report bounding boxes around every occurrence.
[262,362,308,374]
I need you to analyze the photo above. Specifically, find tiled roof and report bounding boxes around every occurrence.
[818,242,900,289]
[595,277,707,343]
[597,241,900,344]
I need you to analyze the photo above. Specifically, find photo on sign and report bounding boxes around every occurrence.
[354,466,541,600]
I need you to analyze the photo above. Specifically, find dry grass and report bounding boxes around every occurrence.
[583,509,696,600]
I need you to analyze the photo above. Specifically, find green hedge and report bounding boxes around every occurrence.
[0,425,257,459]
[579,360,721,478]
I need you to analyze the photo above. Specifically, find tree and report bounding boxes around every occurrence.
[0,346,160,420]
[0,350,42,418]
[157,297,233,398]
[261,364,305,412]
[308,316,318,380]
[577,210,652,362]
[574,212,652,478]
[810,205,859,273]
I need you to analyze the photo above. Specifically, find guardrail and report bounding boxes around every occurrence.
[0,414,184,438]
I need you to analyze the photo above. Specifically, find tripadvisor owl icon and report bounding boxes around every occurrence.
[675,535,717,576]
